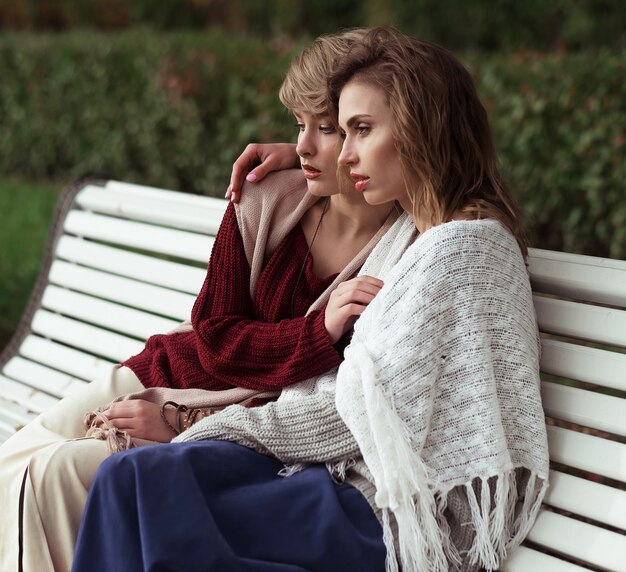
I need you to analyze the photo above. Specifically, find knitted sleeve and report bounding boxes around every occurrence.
[190,203,341,389]
[173,389,361,464]
[125,202,341,390]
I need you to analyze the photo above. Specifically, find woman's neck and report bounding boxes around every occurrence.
[327,192,395,238]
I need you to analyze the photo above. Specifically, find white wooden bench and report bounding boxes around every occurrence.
[0,179,624,571]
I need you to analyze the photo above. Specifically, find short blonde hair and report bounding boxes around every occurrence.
[279,29,368,115]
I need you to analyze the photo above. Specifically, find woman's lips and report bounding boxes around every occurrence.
[302,165,322,180]
[350,173,370,191]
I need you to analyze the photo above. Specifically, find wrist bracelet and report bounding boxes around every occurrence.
[174,403,189,434]
[160,401,181,436]
[182,408,200,431]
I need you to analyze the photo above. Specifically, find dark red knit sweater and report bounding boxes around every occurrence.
[124,203,344,390]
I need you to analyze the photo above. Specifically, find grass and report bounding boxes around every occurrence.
[0,178,62,351]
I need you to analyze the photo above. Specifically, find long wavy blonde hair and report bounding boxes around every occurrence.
[328,28,527,257]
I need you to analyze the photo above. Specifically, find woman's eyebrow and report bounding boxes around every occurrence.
[345,114,373,128]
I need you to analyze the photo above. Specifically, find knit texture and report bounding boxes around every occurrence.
[176,215,549,571]
[125,170,399,391]
[334,217,549,571]
[124,203,341,389]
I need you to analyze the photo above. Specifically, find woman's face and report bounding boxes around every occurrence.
[337,81,408,210]
[293,110,341,196]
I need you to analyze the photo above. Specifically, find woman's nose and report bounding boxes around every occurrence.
[296,132,315,158]
[338,139,355,167]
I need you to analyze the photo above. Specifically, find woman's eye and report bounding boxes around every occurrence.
[339,130,347,140]
[319,125,336,135]
[356,124,370,135]
[295,123,305,132]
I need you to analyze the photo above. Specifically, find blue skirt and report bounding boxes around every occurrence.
[72,441,386,572]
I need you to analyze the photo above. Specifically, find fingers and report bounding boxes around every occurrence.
[227,143,299,203]
[337,275,384,290]
[331,276,384,301]
[334,288,378,307]
[228,144,261,202]
[229,160,275,203]
[324,277,383,343]
[103,400,148,420]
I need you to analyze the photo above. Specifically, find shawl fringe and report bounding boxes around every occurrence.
[277,463,306,478]
[436,471,548,571]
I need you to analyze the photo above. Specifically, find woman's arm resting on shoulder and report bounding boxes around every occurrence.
[227,143,299,202]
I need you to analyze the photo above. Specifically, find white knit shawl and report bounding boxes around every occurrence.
[175,212,548,572]
[283,214,549,571]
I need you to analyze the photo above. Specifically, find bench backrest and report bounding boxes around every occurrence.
[503,250,626,571]
[0,179,227,436]
[1,179,624,571]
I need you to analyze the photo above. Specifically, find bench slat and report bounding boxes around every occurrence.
[547,425,626,481]
[0,422,17,442]
[543,469,626,530]
[57,236,207,295]
[104,180,228,212]
[540,338,626,392]
[526,509,626,571]
[19,336,116,382]
[529,247,626,307]
[0,374,59,414]
[49,261,195,322]
[42,286,180,340]
[3,357,85,399]
[64,211,214,263]
[31,310,144,363]
[76,184,227,234]
[503,545,592,572]
[541,381,626,436]
[534,295,626,348]
[0,398,37,429]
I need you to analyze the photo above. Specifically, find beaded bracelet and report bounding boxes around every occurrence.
[174,403,189,434]
[160,401,182,436]
[181,408,200,431]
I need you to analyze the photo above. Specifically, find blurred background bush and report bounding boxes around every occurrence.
[0,0,625,348]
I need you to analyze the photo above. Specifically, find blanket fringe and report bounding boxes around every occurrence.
[326,458,356,483]
[277,463,306,478]
[85,410,132,453]
[507,472,547,550]
[444,470,548,571]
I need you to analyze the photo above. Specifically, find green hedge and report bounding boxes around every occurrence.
[475,51,626,257]
[0,30,293,194]
[0,31,624,258]
[2,0,625,51]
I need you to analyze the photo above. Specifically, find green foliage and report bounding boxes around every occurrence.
[0,179,61,349]
[0,30,624,258]
[473,50,626,258]
[0,30,294,194]
[1,0,625,51]
[393,0,626,51]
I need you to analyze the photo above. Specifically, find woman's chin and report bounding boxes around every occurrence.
[306,180,340,197]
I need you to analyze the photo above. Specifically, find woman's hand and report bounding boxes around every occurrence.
[325,276,384,344]
[101,400,179,443]
[227,143,299,203]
